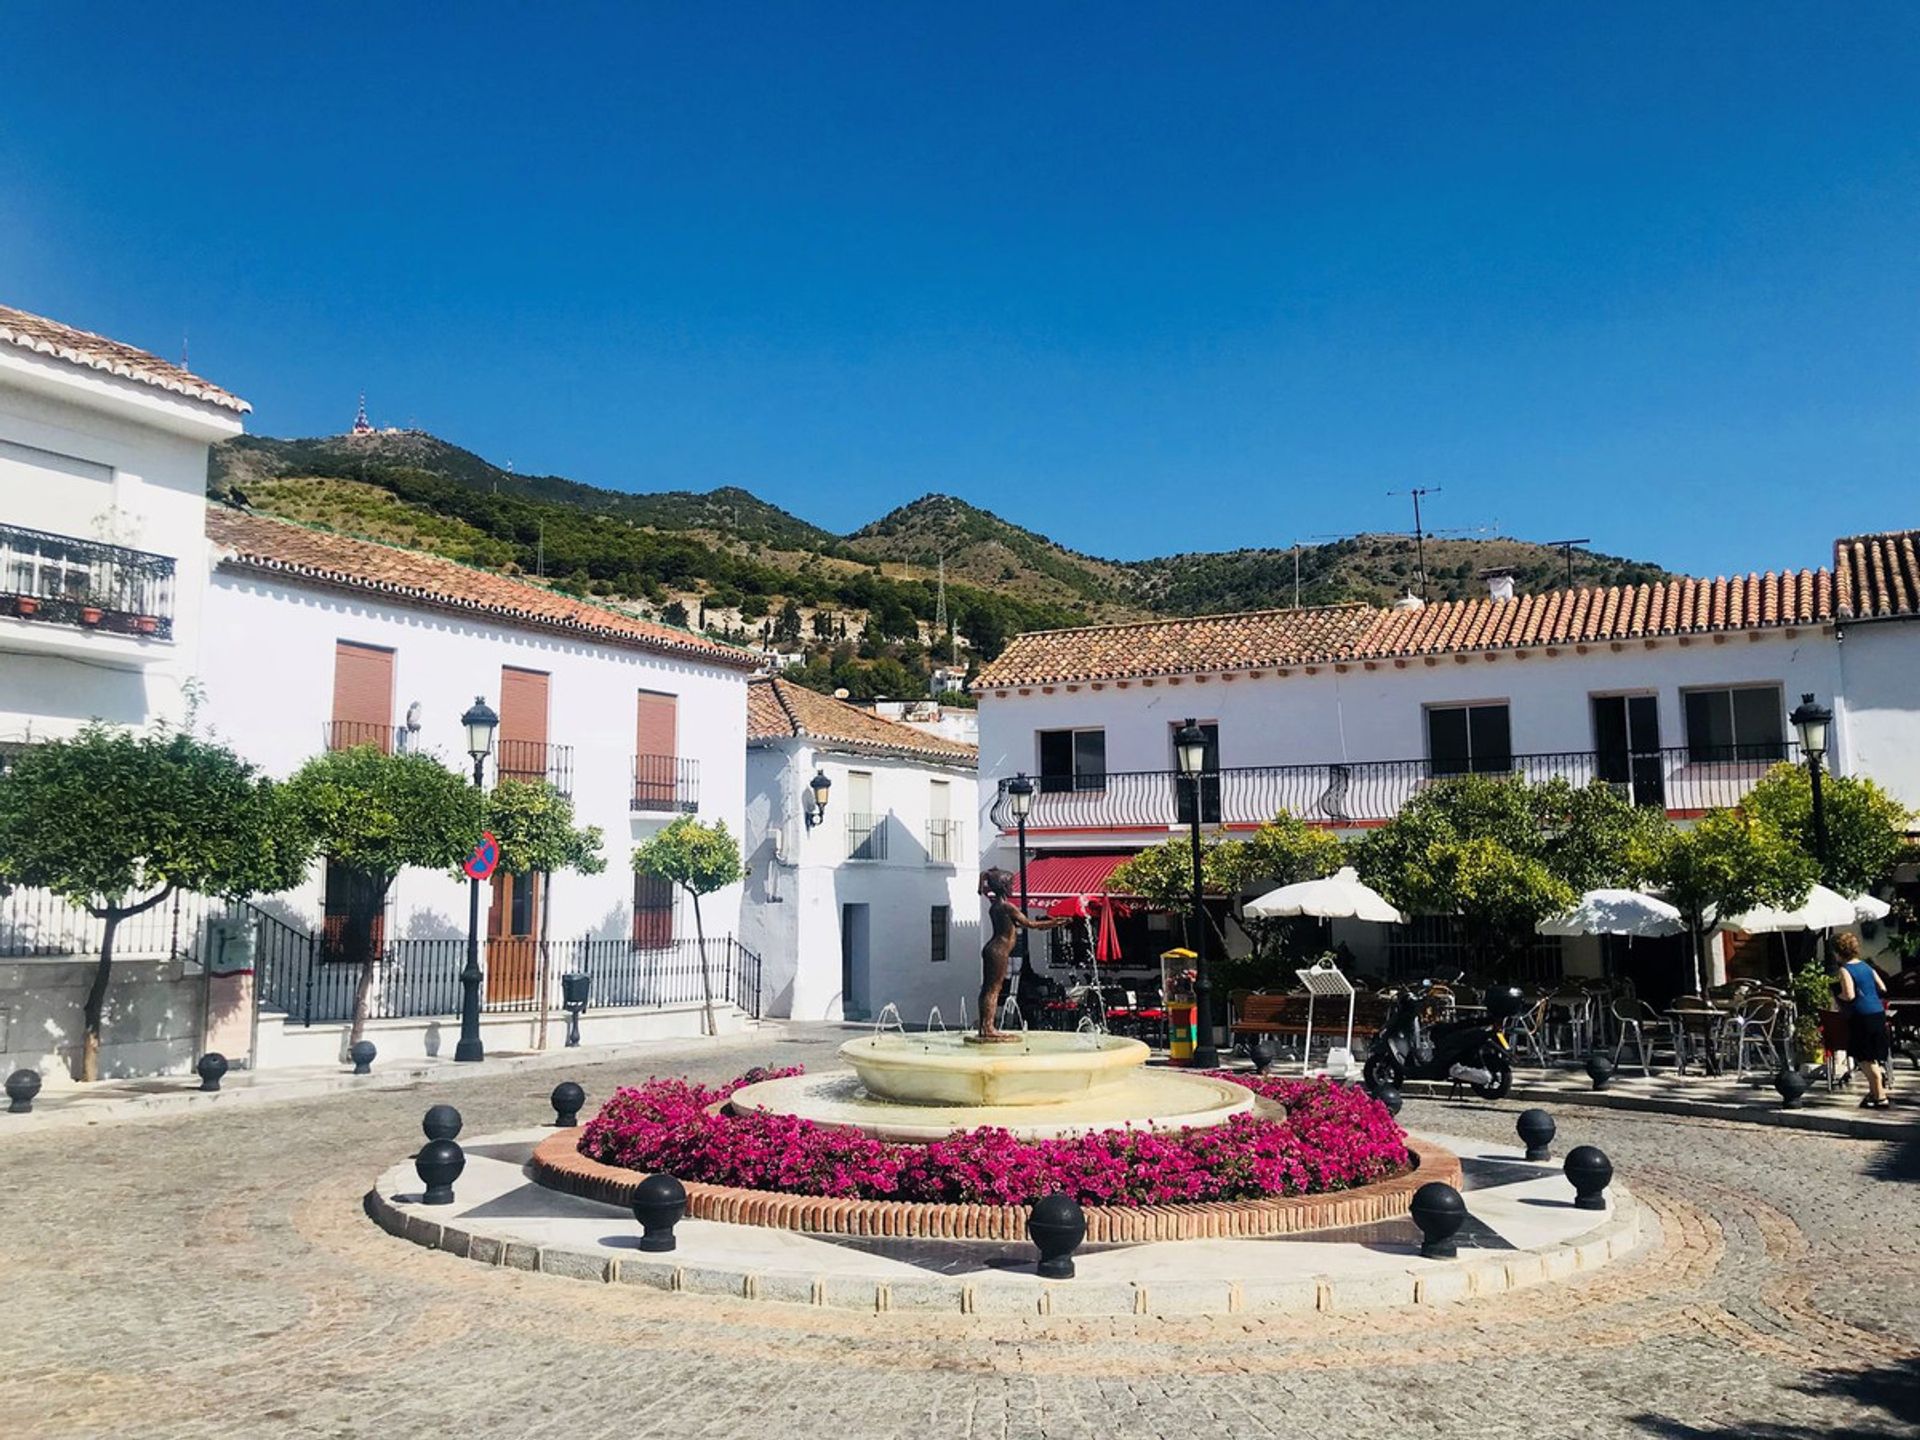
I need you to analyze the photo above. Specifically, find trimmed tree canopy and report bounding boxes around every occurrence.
[282,746,482,886]
[1738,763,1910,898]
[483,778,606,877]
[632,815,743,896]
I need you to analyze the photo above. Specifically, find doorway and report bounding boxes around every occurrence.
[1592,694,1664,808]
[840,902,870,1020]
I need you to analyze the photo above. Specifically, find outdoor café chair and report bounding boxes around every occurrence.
[1727,998,1781,1077]
[1506,995,1553,1068]
[1610,998,1675,1075]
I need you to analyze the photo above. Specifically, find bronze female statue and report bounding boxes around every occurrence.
[976,868,1070,1041]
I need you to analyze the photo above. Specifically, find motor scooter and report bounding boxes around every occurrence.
[1362,978,1517,1100]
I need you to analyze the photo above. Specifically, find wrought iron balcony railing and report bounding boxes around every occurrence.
[322,720,402,754]
[1,522,175,639]
[926,817,963,864]
[498,738,575,796]
[989,744,1799,832]
[632,754,699,813]
[847,812,887,861]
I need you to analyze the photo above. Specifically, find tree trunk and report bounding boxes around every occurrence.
[78,886,173,1082]
[535,869,554,1051]
[1688,919,1710,997]
[347,876,396,1046]
[690,891,716,1038]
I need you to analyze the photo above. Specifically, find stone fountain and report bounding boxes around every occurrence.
[728,1029,1255,1141]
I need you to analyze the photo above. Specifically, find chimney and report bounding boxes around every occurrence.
[1391,590,1425,611]
[1478,567,1516,602]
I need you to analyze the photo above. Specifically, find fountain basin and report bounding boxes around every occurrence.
[839,1031,1149,1108]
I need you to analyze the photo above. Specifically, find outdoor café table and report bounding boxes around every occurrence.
[1666,1003,1731,1076]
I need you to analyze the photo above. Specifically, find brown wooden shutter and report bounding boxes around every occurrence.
[331,642,395,751]
[499,667,550,782]
[634,690,679,809]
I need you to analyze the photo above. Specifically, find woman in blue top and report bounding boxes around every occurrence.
[1831,932,1892,1109]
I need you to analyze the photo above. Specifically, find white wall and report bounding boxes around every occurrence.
[0,353,240,740]
[976,626,1847,850]
[1836,620,1920,813]
[199,568,750,958]
[742,738,981,1025]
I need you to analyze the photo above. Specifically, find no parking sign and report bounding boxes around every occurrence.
[463,830,500,881]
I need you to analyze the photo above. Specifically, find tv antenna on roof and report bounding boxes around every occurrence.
[1544,537,1591,588]
[1387,488,1441,599]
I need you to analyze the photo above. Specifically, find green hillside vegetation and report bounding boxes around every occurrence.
[212,430,1677,700]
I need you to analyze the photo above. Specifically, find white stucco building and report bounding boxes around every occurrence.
[972,546,1918,996]
[0,304,251,1079]
[199,508,761,1064]
[741,676,981,1026]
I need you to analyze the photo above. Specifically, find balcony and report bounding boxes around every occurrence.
[926,817,963,865]
[1,523,175,651]
[631,754,699,813]
[498,738,575,796]
[989,745,1800,834]
[322,720,402,754]
[847,813,887,861]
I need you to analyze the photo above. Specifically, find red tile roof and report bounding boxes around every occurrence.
[208,508,758,669]
[748,676,977,765]
[973,605,1379,688]
[975,568,1836,688]
[1834,530,1920,620]
[0,303,249,413]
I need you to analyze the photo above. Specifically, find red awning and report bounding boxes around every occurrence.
[1020,852,1135,903]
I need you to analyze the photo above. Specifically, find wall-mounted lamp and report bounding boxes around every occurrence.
[804,769,833,829]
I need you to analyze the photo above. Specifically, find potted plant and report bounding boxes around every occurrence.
[13,595,39,617]
[79,602,104,626]
[133,614,159,635]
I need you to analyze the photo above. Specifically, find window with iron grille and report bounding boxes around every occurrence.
[1384,915,1562,984]
[931,905,950,963]
[632,872,675,949]
[1682,685,1786,763]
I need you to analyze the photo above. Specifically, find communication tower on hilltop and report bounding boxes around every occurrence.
[351,393,373,436]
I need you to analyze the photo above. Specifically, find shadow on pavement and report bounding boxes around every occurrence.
[1633,1360,1920,1438]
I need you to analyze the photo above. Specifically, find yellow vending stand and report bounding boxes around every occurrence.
[1160,948,1199,1063]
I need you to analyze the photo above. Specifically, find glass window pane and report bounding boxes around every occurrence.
[1428,707,1470,775]
[1468,705,1512,773]
[1685,691,1733,757]
[1038,730,1073,792]
[1073,730,1106,789]
[1732,687,1784,757]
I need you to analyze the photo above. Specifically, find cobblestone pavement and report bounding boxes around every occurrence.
[2,1027,1915,1440]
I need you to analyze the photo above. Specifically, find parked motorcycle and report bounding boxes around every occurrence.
[1362,978,1519,1100]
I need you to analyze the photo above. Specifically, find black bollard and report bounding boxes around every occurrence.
[1249,1040,1277,1075]
[551,1081,585,1127]
[415,1138,465,1205]
[422,1104,463,1143]
[1773,1063,1808,1109]
[1409,1182,1467,1259]
[632,1173,688,1252]
[1564,1145,1613,1211]
[348,1040,377,1076]
[196,1052,228,1093]
[1027,1192,1087,1280]
[1585,1053,1615,1091]
[5,1069,41,1115]
[1516,1108,1556,1162]
[1374,1083,1403,1117]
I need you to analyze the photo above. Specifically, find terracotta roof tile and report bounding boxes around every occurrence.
[748,676,977,765]
[207,508,758,669]
[973,605,1378,688]
[1835,529,1920,620]
[0,303,249,413]
[976,568,1837,688]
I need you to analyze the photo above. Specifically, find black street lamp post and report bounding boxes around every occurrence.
[1174,719,1218,1068]
[1006,774,1035,968]
[1790,693,1833,868]
[455,695,499,1064]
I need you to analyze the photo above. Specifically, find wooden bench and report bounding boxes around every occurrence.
[1230,991,1390,1043]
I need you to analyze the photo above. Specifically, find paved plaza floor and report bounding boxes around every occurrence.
[2,1023,1915,1439]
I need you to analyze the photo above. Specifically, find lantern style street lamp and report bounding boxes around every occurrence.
[804,770,833,829]
[456,695,499,1064]
[1790,693,1833,867]
[1006,773,1036,964]
[1174,718,1218,1067]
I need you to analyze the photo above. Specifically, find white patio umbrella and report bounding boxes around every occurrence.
[1244,866,1404,924]
[1717,883,1859,934]
[1853,892,1893,923]
[1537,889,1684,938]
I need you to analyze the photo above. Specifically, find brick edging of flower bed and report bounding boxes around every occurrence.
[528,1129,1459,1243]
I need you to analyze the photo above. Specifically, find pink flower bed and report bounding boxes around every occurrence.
[577,1066,1408,1208]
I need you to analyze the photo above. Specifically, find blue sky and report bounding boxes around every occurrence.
[3,3,1915,574]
